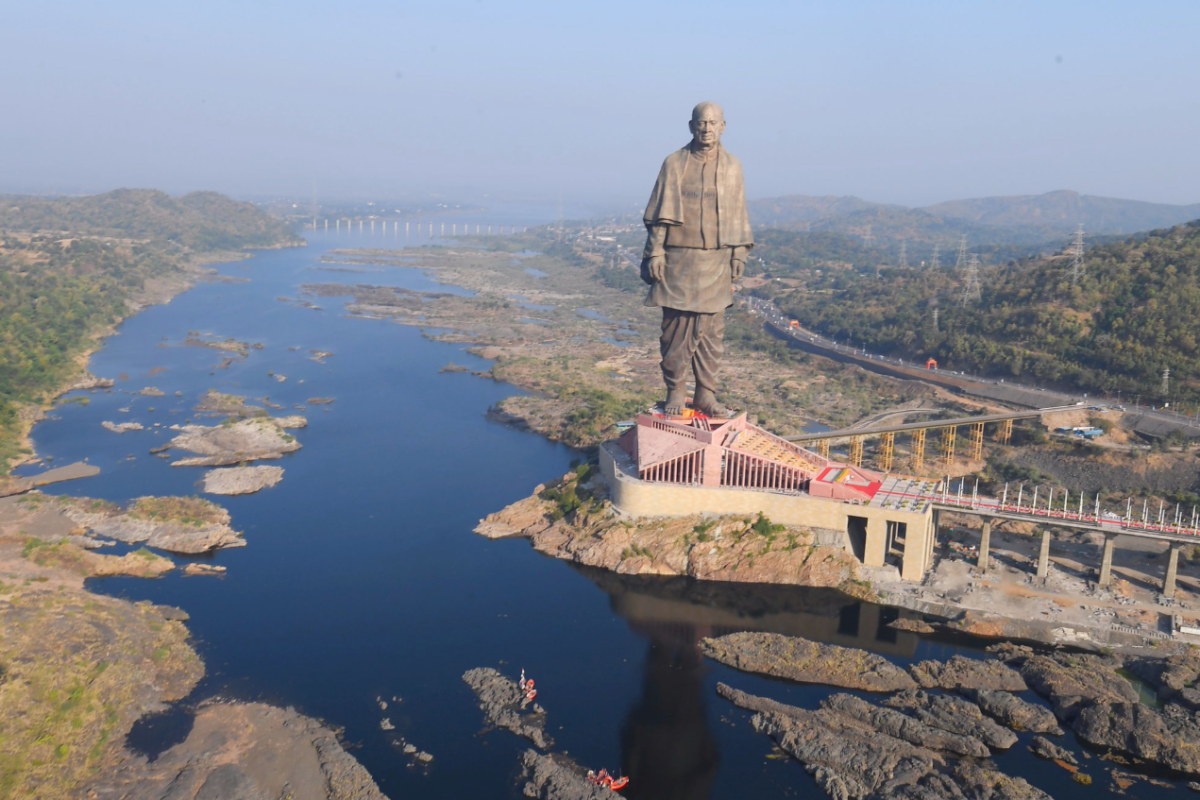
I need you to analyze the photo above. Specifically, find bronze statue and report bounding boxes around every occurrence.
[641,101,753,417]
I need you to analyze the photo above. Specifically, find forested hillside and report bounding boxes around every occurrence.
[0,189,300,250]
[0,190,301,469]
[762,220,1200,402]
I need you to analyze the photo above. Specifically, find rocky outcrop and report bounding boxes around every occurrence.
[475,472,865,590]
[961,689,1063,735]
[716,682,941,799]
[701,632,917,692]
[462,667,552,749]
[1028,735,1077,765]
[102,420,144,433]
[909,655,1027,693]
[949,760,1054,800]
[889,618,937,634]
[1016,653,1137,719]
[59,496,245,554]
[518,750,611,800]
[202,465,284,495]
[1072,701,1200,777]
[1126,650,1200,706]
[881,762,1053,800]
[883,691,1017,751]
[823,693,990,758]
[167,416,302,466]
[86,701,389,800]
[194,389,264,417]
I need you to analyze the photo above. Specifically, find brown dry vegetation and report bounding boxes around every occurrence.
[311,242,940,446]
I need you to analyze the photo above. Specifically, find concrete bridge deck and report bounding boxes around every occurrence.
[783,407,1072,443]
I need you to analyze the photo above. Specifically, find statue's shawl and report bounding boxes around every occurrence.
[642,144,754,248]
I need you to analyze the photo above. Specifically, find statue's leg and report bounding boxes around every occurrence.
[660,308,698,415]
[691,309,728,416]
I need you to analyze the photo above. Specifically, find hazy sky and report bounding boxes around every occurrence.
[2,1,1198,208]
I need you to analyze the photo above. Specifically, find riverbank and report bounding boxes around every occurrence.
[0,490,387,799]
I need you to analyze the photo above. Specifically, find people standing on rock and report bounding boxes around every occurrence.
[640,101,754,417]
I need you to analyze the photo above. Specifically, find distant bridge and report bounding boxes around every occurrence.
[783,406,1080,471]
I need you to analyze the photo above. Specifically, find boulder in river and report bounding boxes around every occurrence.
[909,655,1027,693]
[700,632,917,692]
[1028,735,1077,765]
[462,667,552,749]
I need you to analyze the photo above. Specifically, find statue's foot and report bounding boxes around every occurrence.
[692,391,729,418]
[663,389,687,416]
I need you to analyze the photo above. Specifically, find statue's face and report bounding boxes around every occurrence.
[689,106,726,149]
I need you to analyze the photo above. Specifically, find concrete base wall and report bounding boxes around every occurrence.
[601,442,933,581]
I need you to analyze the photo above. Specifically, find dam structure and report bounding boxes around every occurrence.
[599,412,938,581]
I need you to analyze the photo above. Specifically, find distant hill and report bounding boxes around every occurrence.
[749,190,1200,259]
[923,190,1200,237]
[758,219,1200,401]
[0,188,302,250]
[747,195,892,227]
[0,189,302,469]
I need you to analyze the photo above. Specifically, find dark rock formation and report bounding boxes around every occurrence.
[717,682,941,799]
[700,632,917,692]
[1073,701,1200,777]
[1028,735,1077,765]
[1126,649,1200,705]
[823,693,990,757]
[518,750,612,800]
[909,655,1027,693]
[462,667,552,749]
[962,689,1063,735]
[1017,653,1137,719]
[883,691,1017,751]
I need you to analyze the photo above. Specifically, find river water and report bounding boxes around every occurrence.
[19,223,1166,799]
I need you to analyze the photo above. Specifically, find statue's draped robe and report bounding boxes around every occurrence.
[641,144,753,313]
[640,144,754,406]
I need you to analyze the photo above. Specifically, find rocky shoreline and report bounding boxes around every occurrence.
[703,629,1200,796]
[475,467,871,595]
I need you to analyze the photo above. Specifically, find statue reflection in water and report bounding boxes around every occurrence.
[619,632,720,800]
[575,564,920,799]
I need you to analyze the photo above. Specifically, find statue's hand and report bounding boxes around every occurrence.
[647,255,666,282]
[731,259,745,281]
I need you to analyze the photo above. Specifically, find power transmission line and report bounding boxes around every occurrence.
[959,254,982,306]
[955,235,968,269]
[1069,224,1085,284]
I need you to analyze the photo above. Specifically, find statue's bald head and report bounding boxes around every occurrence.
[691,102,724,122]
[689,102,726,151]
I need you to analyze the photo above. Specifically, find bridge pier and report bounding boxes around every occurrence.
[1165,542,1181,598]
[1098,533,1115,587]
[1036,528,1051,581]
[977,517,992,573]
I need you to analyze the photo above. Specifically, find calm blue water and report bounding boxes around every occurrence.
[20,228,1168,799]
